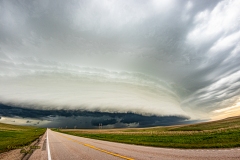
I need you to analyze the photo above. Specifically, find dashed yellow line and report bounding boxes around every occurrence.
[56,132,134,160]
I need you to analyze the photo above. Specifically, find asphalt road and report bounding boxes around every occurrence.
[30,129,240,160]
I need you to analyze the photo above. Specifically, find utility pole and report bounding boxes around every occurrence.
[99,123,102,129]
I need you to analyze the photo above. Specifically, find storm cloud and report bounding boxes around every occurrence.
[0,0,240,126]
[0,103,190,128]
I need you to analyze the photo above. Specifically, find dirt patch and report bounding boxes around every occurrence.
[0,134,44,160]
[0,148,24,160]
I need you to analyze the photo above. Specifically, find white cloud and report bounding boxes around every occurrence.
[0,0,240,121]
[209,31,240,55]
[0,57,186,116]
[187,0,240,49]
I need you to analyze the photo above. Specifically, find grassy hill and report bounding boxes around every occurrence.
[55,116,240,149]
[0,123,46,153]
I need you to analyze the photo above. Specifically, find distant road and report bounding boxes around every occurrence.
[30,129,240,160]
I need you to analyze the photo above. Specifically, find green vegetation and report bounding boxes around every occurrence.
[0,123,46,153]
[55,116,240,149]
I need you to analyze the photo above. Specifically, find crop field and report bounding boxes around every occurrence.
[0,123,46,153]
[56,116,240,148]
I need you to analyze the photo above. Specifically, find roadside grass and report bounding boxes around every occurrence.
[0,123,46,153]
[54,116,240,149]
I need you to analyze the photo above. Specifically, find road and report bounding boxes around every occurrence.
[30,129,240,160]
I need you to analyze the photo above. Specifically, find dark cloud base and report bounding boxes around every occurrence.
[0,103,195,128]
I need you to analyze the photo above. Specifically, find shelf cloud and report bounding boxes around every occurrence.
[0,0,240,127]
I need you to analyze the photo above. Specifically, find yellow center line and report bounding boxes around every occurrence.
[56,132,134,160]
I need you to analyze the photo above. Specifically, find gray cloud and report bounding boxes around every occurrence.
[0,0,240,122]
[0,103,190,128]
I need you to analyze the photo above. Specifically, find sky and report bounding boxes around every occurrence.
[0,0,240,128]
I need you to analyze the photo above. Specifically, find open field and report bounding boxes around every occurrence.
[0,123,46,153]
[55,116,240,149]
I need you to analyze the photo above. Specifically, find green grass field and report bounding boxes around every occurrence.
[0,123,46,153]
[55,116,240,149]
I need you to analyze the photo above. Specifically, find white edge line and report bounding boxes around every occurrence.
[47,128,52,160]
